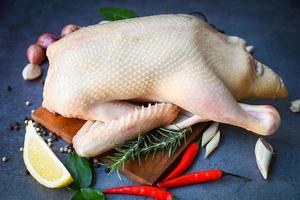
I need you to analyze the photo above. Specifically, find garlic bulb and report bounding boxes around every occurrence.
[255,138,273,179]
[22,63,41,80]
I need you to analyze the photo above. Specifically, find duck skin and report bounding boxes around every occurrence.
[43,14,288,157]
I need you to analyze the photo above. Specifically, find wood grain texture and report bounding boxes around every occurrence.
[32,106,209,185]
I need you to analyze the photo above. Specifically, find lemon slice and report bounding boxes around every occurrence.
[23,121,73,188]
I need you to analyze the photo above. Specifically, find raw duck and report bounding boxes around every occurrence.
[43,14,288,157]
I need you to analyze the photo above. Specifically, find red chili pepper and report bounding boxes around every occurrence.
[104,185,176,200]
[157,170,251,188]
[162,139,200,182]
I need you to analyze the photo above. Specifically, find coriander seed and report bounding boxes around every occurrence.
[25,100,31,106]
[2,156,8,162]
[5,85,12,91]
[93,158,98,164]
[47,142,53,147]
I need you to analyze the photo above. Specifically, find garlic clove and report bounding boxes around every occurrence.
[201,122,219,147]
[98,20,110,24]
[22,63,41,80]
[245,45,254,53]
[255,138,273,179]
[205,130,220,158]
[290,99,300,112]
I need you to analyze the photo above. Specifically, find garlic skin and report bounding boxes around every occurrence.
[22,63,41,80]
[255,138,273,179]
[290,99,300,112]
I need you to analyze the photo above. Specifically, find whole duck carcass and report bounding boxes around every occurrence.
[43,14,288,157]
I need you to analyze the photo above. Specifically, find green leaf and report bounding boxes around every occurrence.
[66,152,92,190]
[99,7,137,21]
[72,188,105,200]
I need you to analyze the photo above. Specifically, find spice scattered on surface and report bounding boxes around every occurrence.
[93,163,99,168]
[31,109,35,113]
[47,142,53,147]
[25,169,30,175]
[47,138,53,143]
[19,147,24,152]
[25,100,31,106]
[104,167,110,173]
[92,158,100,167]
[5,85,12,91]
[51,134,57,141]
[9,125,14,130]
[59,147,64,153]
[2,156,8,162]
[10,121,20,131]
[67,149,72,154]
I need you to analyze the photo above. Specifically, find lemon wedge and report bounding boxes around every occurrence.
[23,121,73,188]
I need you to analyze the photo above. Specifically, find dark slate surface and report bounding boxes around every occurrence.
[0,0,299,199]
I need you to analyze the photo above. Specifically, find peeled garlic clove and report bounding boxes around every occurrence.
[22,63,41,80]
[201,122,219,147]
[255,138,273,179]
[98,20,110,24]
[245,45,254,53]
[205,130,220,158]
[290,99,300,112]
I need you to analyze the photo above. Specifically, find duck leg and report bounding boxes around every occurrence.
[162,66,280,135]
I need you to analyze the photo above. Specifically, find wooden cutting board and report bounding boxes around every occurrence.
[32,107,209,185]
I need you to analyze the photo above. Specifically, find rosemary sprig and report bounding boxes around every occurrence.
[106,127,192,173]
